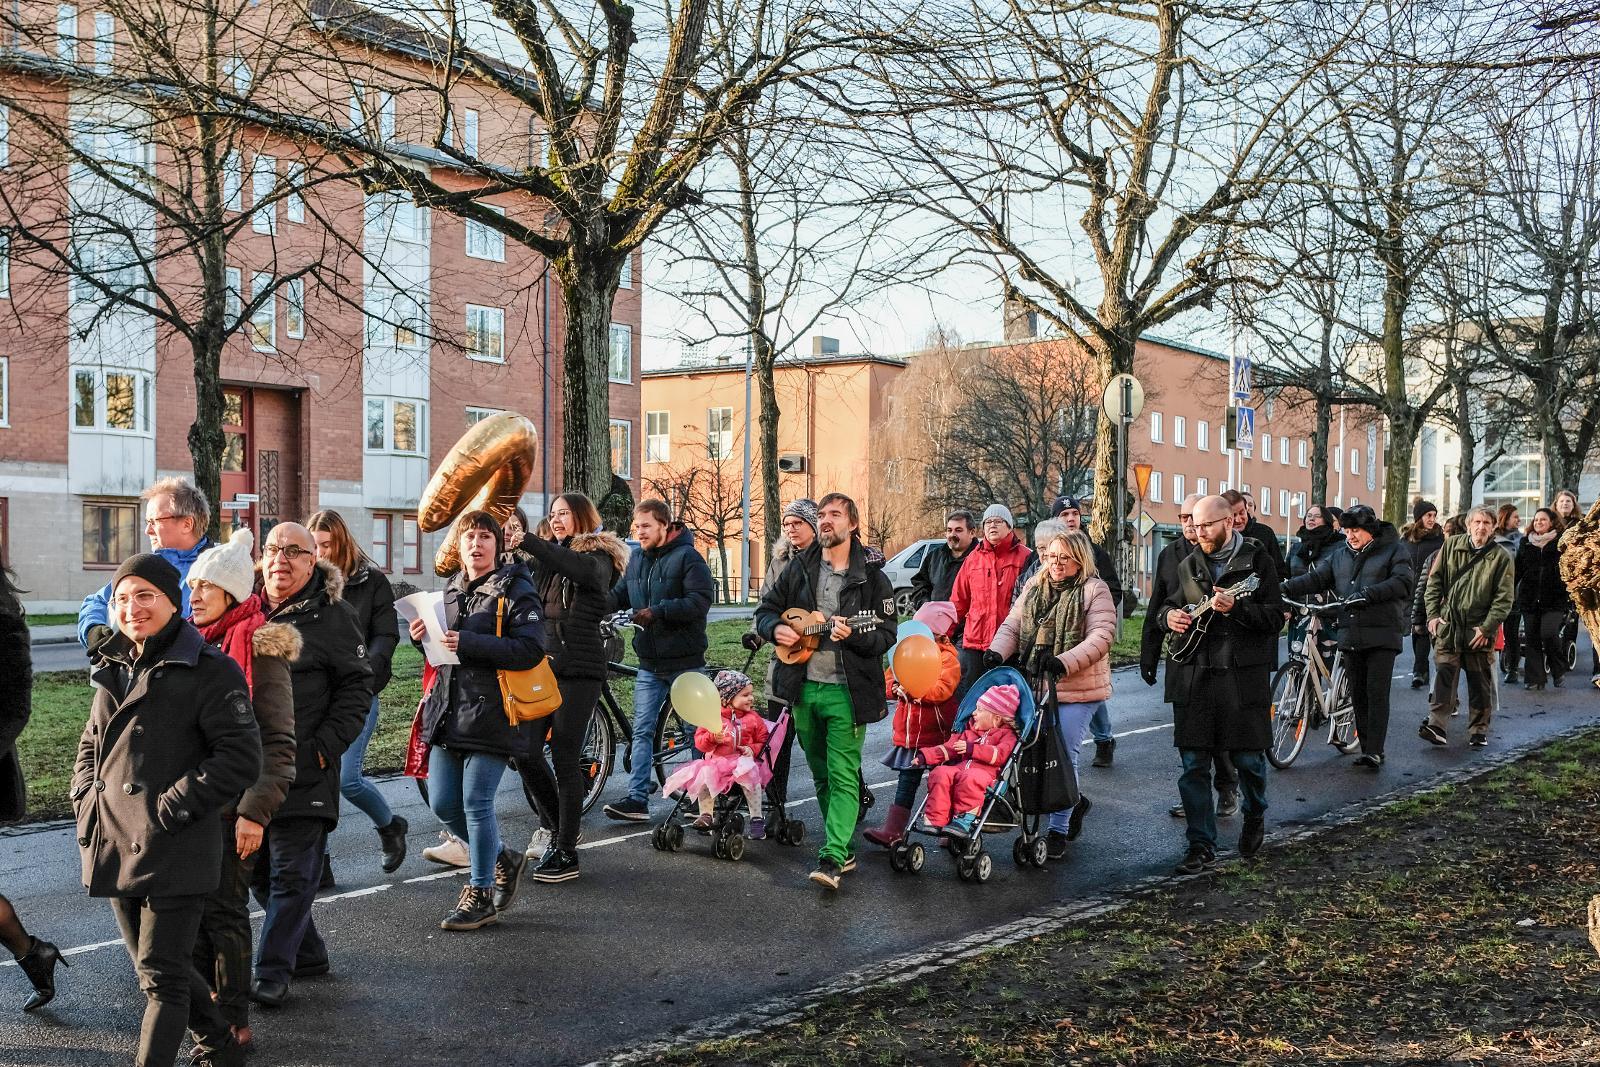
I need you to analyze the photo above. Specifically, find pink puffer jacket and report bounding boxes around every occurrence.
[988,576,1116,704]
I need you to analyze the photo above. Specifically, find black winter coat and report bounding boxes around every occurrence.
[909,542,974,608]
[612,524,714,672]
[343,565,399,694]
[266,562,373,825]
[1283,523,1415,652]
[1140,537,1196,696]
[1402,525,1446,576]
[521,531,629,681]
[755,538,897,726]
[419,563,546,759]
[1516,537,1570,615]
[1291,524,1343,578]
[74,619,262,898]
[0,603,31,823]
[1244,519,1288,580]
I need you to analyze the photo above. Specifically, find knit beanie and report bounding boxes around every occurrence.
[714,669,753,705]
[187,527,257,605]
[976,682,1021,725]
[113,553,184,612]
[913,600,958,638]
[1413,499,1438,523]
[782,498,820,539]
[981,503,1014,528]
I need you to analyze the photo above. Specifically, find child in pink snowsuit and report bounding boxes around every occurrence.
[916,683,1021,838]
[661,670,772,837]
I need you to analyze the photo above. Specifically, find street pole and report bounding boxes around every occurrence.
[1337,406,1347,507]
[739,334,753,603]
[1118,377,1132,601]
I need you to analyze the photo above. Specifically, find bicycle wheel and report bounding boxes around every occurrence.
[652,700,696,787]
[577,705,616,815]
[1328,675,1359,751]
[1267,663,1309,769]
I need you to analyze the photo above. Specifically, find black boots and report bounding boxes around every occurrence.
[440,885,498,931]
[377,814,410,874]
[16,937,66,1012]
[1092,738,1116,767]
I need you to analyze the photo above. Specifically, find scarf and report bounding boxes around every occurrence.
[198,593,267,690]
[1016,573,1087,660]
[1528,529,1558,549]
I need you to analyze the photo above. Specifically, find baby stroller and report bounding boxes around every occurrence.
[889,666,1047,883]
[649,700,802,861]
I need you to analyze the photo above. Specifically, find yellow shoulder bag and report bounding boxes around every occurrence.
[496,597,562,723]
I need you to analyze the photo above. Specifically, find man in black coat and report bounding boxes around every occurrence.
[75,554,261,1067]
[908,509,977,609]
[1233,490,1288,581]
[1158,495,1284,875]
[249,523,371,1009]
[1053,495,1123,612]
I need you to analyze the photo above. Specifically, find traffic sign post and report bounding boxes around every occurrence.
[1229,354,1252,402]
[1101,373,1144,613]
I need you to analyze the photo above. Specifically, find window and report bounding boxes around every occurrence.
[610,419,632,479]
[365,396,427,454]
[82,500,138,566]
[57,4,77,61]
[1173,415,1185,448]
[285,277,304,338]
[608,323,632,382]
[402,517,421,573]
[71,367,151,433]
[0,357,8,425]
[1172,473,1184,501]
[1261,432,1272,462]
[619,253,633,290]
[370,192,425,244]
[1197,420,1209,452]
[285,163,305,223]
[707,406,733,459]
[1280,489,1290,517]
[1294,492,1306,516]
[1280,435,1289,465]
[1242,482,1250,496]
[223,151,241,210]
[645,410,670,463]
[379,92,396,142]
[249,272,274,350]
[93,11,113,72]
[465,206,505,261]
[1298,439,1308,467]
[224,267,241,323]
[1351,448,1360,476]
[348,80,364,129]
[251,155,276,234]
[0,232,9,297]
[1150,411,1163,443]
[1150,471,1163,503]
[0,106,9,168]
[371,513,391,571]
[226,55,250,95]
[1260,487,1271,516]
[462,109,479,155]
[1196,477,1208,496]
[0,498,7,568]
[465,406,502,427]
[1334,448,1341,474]
[465,304,504,362]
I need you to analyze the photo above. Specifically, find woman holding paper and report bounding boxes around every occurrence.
[411,511,547,931]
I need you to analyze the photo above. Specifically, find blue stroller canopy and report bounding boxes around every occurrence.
[953,666,1039,737]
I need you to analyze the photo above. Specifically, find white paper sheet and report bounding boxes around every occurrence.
[394,590,459,666]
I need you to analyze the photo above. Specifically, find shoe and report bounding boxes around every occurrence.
[1410,676,1427,689]
[1045,829,1069,861]
[691,812,714,831]
[440,885,498,930]
[944,813,978,839]
[1469,733,1488,748]
[291,958,329,978]
[423,830,470,868]
[1419,722,1447,746]
[748,817,766,840]
[603,798,650,822]
[1504,670,1521,685]
[862,803,912,848]
[1066,795,1093,841]
[1091,739,1115,767]
[530,847,581,883]
[808,860,843,890]
[1525,682,1545,692]
[191,1035,246,1067]
[491,847,527,912]
[1239,816,1265,857]
[1216,790,1239,818]
[16,937,66,1012]
[1552,673,1565,688]
[1172,846,1215,875]
[1591,673,1600,690]
[525,827,553,864]
[376,814,409,874]
[1353,753,1384,769]
[228,1025,253,1057]
[1167,802,1186,819]
[841,855,857,874]
[318,852,335,890]
[249,978,289,1008]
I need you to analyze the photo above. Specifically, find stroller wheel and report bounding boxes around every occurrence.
[955,856,973,881]
[651,826,666,851]
[783,820,806,847]
[906,842,926,873]
[667,823,685,851]
[973,850,994,883]
[725,834,746,862]
[712,832,728,859]
[889,846,908,873]
[1012,837,1030,869]
[1029,836,1049,868]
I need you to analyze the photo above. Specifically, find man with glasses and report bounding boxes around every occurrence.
[909,510,978,610]
[78,477,214,652]
[247,523,371,1008]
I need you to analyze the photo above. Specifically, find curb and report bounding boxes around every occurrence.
[585,713,1600,1066]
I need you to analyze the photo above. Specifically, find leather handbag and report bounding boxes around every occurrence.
[496,597,562,723]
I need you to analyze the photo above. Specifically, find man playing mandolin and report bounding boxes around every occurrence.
[1157,494,1285,876]
[755,493,897,891]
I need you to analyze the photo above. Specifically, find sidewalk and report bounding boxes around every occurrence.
[28,623,77,645]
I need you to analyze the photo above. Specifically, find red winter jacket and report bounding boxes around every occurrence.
[950,533,1034,650]
[917,722,1019,788]
[694,706,770,759]
[884,636,962,750]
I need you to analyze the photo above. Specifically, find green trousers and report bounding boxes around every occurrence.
[792,680,866,866]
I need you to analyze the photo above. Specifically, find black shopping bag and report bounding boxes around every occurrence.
[1019,709,1079,814]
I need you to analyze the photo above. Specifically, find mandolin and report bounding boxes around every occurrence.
[1166,574,1262,664]
[775,608,885,665]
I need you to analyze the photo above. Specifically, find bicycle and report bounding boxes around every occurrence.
[1268,597,1361,769]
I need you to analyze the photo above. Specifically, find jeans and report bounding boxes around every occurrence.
[110,893,232,1067]
[250,816,328,985]
[1523,609,1567,686]
[428,745,508,888]
[1178,749,1267,852]
[193,819,257,1028]
[1046,701,1098,833]
[627,667,696,804]
[517,676,603,852]
[1088,702,1113,744]
[340,696,394,829]
[1343,648,1397,757]
[792,680,866,866]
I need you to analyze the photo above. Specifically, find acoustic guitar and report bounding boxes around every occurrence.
[775,608,884,665]
[1166,574,1262,664]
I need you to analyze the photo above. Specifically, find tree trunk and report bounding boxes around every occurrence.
[1310,396,1331,506]
[187,334,227,542]
[756,338,781,547]
[556,265,618,502]
[1383,409,1421,528]
[1088,331,1136,551]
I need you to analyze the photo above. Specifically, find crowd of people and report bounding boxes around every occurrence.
[0,470,1591,1065]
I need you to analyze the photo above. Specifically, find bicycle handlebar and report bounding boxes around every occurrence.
[1281,597,1364,615]
[599,610,636,638]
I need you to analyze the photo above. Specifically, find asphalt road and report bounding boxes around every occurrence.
[2,656,1596,1066]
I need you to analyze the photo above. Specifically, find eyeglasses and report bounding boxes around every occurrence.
[144,514,182,529]
[263,544,313,560]
[1195,518,1231,530]
[113,590,164,609]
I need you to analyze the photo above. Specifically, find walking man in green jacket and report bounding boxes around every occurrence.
[1422,506,1515,748]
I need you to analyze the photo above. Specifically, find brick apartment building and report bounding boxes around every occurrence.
[0,1,641,607]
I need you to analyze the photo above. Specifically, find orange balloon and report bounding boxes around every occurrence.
[892,634,941,700]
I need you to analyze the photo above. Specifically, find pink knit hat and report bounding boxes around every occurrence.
[913,600,958,637]
[976,683,1020,724]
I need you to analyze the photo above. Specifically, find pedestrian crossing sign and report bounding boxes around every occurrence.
[1226,405,1256,453]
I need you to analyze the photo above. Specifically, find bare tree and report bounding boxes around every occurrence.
[645,420,758,601]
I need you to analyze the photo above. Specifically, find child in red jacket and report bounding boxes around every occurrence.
[916,683,1021,839]
[865,601,963,848]
[661,670,772,837]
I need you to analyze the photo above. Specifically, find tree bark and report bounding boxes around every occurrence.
[556,264,620,502]
[1088,331,1136,550]
[1311,396,1331,505]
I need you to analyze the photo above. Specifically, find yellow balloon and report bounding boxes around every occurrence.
[670,672,724,732]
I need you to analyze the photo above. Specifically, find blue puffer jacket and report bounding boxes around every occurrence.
[78,537,213,648]
[611,524,714,672]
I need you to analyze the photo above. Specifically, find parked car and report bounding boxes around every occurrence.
[881,538,943,615]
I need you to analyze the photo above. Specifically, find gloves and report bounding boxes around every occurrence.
[85,624,115,657]
[1042,655,1068,679]
[740,631,764,652]
[1343,595,1369,610]
[982,650,1004,669]
[632,607,657,628]
[1140,663,1159,687]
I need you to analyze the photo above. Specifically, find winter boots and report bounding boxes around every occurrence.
[862,803,912,848]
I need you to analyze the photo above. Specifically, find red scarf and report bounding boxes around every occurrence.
[198,594,267,691]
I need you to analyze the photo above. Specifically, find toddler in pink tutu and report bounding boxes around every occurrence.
[661,670,772,837]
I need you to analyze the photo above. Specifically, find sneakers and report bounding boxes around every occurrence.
[1409,676,1427,689]
[808,860,843,890]
[1045,829,1070,861]
[1419,722,1447,747]
[491,847,527,912]
[531,847,581,883]
[440,885,498,931]
[748,816,766,840]
[1469,733,1488,747]
[1353,753,1384,769]
[1239,816,1265,858]
[1167,802,1186,819]
[944,813,978,839]
[525,827,553,863]
[1066,795,1093,841]
[377,814,409,874]
[423,831,470,868]
[603,797,650,822]
[1216,790,1239,818]
[1173,846,1215,875]
[1091,738,1115,768]
[841,854,858,874]
[191,1035,246,1067]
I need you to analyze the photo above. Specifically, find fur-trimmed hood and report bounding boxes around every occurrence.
[315,558,346,602]
[251,620,303,662]
[572,530,630,575]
